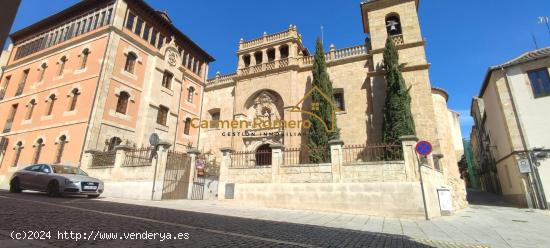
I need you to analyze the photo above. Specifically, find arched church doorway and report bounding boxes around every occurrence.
[255,144,272,166]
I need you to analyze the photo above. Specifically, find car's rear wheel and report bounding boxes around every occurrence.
[9,178,22,193]
[87,195,100,199]
[47,181,60,197]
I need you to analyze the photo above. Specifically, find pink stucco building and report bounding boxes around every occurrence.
[0,0,213,185]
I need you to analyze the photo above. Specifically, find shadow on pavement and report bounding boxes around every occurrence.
[466,189,516,207]
[0,190,477,247]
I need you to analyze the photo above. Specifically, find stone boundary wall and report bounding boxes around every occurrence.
[218,137,455,219]
[81,144,200,200]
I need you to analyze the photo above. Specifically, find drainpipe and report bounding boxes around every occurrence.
[501,67,548,209]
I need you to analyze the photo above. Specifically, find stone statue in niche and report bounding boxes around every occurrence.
[253,92,279,122]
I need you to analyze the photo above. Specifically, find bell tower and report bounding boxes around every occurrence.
[360,0,439,152]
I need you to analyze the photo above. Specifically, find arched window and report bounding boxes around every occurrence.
[242,54,251,67]
[254,51,263,65]
[80,48,90,69]
[385,14,402,36]
[58,56,67,76]
[54,135,67,164]
[12,141,23,167]
[162,71,173,89]
[116,91,130,114]
[187,86,195,103]
[184,117,191,135]
[279,45,289,59]
[69,88,80,111]
[267,48,276,62]
[107,137,122,151]
[38,63,47,82]
[32,138,44,164]
[255,144,272,166]
[25,99,36,120]
[210,110,220,128]
[46,94,56,116]
[124,52,137,73]
[156,105,169,125]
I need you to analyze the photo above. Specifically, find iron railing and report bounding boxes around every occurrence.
[284,146,331,166]
[2,122,13,133]
[342,143,403,164]
[230,150,272,168]
[15,83,25,96]
[122,147,153,167]
[90,150,116,168]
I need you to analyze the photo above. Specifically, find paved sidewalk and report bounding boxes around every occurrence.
[98,196,550,248]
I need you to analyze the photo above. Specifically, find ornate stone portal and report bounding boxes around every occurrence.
[252,91,281,122]
[242,91,284,151]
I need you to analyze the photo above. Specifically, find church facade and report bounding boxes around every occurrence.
[199,0,467,210]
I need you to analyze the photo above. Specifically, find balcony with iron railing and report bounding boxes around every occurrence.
[2,121,13,133]
[14,83,25,96]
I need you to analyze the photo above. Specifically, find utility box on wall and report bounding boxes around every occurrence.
[225,183,235,199]
[437,188,453,216]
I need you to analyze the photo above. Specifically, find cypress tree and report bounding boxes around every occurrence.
[381,37,416,156]
[307,37,340,163]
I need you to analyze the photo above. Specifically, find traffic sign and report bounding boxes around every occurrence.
[149,133,159,146]
[416,141,433,156]
[196,159,206,169]
[517,159,531,173]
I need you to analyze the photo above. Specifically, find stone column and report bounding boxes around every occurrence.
[250,52,256,66]
[400,135,419,181]
[217,147,234,200]
[82,149,101,169]
[262,48,268,65]
[270,143,284,183]
[114,145,132,168]
[151,141,171,201]
[274,45,281,61]
[329,140,344,183]
[186,148,200,199]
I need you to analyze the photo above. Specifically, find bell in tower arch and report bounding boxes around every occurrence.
[385,14,402,36]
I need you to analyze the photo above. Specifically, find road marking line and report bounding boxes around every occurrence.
[0,195,318,247]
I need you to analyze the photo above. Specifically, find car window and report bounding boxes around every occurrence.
[24,165,35,171]
[29,165,42,172]
[52,165,88,176]
[39,165,51,173]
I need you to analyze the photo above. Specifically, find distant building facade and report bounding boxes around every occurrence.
[0,0,213,186]
[470,47,550,208]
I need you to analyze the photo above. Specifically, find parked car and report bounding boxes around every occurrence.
[9,164,104,198]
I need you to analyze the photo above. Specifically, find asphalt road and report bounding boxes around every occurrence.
[0,190,466,248]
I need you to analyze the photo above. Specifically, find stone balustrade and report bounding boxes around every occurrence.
[239,26,298,50]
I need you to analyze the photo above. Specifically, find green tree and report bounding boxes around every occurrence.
[381,37,416,156]
[307,37,340,163]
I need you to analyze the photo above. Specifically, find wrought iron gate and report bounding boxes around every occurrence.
[161,151,191,200]
[190,176,205,200]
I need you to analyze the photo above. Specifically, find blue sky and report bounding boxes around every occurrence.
[6,0,550,139]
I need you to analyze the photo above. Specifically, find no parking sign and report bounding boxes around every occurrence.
[415,141,432,156]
